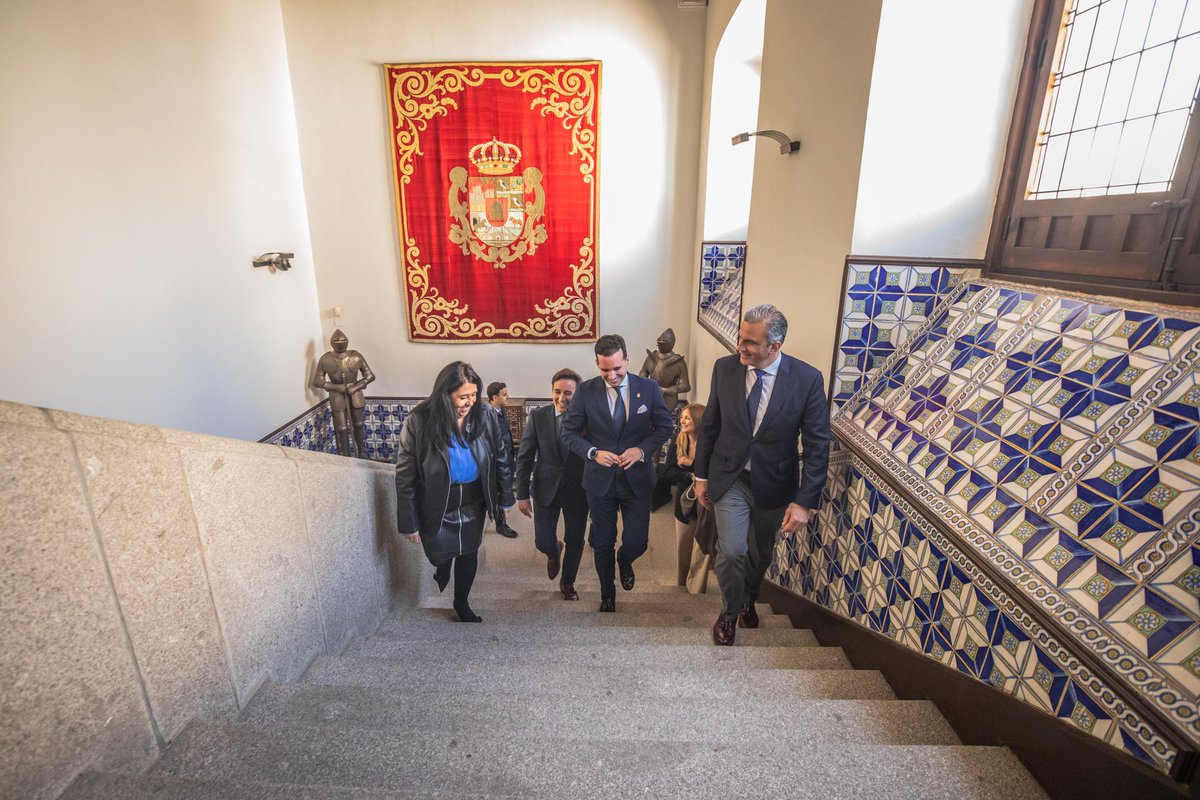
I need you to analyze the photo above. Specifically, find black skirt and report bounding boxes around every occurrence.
[420,479,486,567]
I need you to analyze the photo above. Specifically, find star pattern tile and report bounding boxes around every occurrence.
[831,261,981,411]
[806,278,1200,773]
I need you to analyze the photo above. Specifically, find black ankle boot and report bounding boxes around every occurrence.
[434,563,451,592]
[453,604,482,623]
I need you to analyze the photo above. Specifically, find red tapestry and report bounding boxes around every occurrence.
[383,62,601,342]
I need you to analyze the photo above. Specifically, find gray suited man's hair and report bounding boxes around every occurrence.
[743,304,788,345]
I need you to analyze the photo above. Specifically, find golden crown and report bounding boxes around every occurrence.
[469,138,522,175]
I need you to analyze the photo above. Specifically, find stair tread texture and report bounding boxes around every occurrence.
[303,654,860,697]
[149,720,1049,800]
[344,637,837,667]
[389,607,795,629]
[241,683,944,742]
[366,619,817,646]
[60,771,488,800]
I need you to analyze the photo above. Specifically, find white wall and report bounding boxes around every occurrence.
[688,0,881,399]
[702,0,766,242]
[280,0,706,399]
[0,0,325,440]
[851,0,1033,258]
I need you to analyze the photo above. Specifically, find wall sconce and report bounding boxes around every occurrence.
[731,130,800,155]
[252,252,294,272]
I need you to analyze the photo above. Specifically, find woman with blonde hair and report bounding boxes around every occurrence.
[658,403,710,591]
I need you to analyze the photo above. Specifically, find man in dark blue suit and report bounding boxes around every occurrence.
[694,304,830,645]
[514,368,589,601]
[562,334,674,611]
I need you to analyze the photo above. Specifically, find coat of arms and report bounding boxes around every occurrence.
[448,137,547,269]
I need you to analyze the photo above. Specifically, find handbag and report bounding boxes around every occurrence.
[678,483,699,523]
[693,502,718,557]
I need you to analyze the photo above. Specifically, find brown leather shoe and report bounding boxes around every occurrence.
[738,602,759,629]
[712,615,735,646]
[560,581,579,601]
[547,541,563,580]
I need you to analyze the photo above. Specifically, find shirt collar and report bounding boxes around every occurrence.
[747,353,783,377]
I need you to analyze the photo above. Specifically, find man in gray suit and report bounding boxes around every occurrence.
[514,368,589,600]
[694,304,830,646]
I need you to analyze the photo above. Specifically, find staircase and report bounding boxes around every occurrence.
[59,508,1048,799]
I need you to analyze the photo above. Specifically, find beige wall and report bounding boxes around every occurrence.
[280,0,707,399]
[0,0,326,441]
[852,0,1032,258]
[688,0,882,400]
[0,399,416,800]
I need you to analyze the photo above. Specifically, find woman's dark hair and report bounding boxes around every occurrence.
[413,361,486,449]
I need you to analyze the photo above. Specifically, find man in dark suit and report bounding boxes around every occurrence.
[514,368,589,601]
[562,334,674,611]
[694,304,830,646]
[486,381,519,538]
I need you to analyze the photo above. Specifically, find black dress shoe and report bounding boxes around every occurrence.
[738,602,760,629]
[560,582,579,601]
[618,560,635,591]
[712,615,736,646]
[599,596,615,612]
[496,523,518,539]
[547,541,564,580]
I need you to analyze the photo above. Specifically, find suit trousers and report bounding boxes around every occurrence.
[533,488,588,586]
[586,470,650,598]
[712,472,786,619]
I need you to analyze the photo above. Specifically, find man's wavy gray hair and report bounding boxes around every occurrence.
[743,304,788,345]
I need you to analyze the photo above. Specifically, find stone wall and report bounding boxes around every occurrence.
[0,400,420,800]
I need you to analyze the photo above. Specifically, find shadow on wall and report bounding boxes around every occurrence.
[0,399,422,800]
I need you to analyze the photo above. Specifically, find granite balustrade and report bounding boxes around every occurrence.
[0,399,425,800]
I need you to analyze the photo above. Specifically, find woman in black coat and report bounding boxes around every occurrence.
[396,361,514,622]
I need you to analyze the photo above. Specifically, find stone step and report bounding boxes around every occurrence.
[342,637,846,672]
[362,618,818,647]
[241,683,940,743]
[460,582,723,603]
[417,596,762,618]
[149,721,1048,800]
[301,653,866,699]
[59,771,466,800]
[388,606,794,629]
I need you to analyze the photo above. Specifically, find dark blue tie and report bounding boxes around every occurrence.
[612,386,626,434]
[747,369,766,429]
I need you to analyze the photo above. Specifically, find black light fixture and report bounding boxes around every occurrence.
[731,130,800,155]
[252,252,294,272]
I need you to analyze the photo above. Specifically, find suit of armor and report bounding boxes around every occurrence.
[311,329,375,457]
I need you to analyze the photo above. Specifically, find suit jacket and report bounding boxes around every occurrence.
[514,404,585,507]
[693,353,830,510]
[561,373,674,497]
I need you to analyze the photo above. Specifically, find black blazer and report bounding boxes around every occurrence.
[561,373,674,498]
[514,404,585,507]
[394,408,515,538]
[694,353,830,510]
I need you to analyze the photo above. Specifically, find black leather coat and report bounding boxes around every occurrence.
[394,407,515,540]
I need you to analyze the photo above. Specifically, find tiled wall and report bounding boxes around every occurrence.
[262,398,546,462]
[775,275,1200,774]
[831,259,981,411]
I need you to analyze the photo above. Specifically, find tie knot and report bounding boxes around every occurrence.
[754,369,766,379]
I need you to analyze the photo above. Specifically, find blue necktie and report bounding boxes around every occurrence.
[612,385,626,434]
[747,369,766,430]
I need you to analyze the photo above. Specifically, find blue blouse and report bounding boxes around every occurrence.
[447,436,479,484]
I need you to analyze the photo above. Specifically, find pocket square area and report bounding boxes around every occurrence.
[637,404,648,414]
